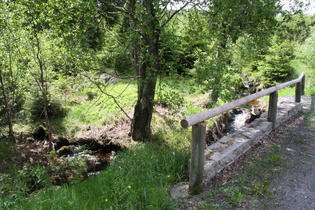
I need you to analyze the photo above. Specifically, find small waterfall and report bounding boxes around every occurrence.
[227,109,249,134]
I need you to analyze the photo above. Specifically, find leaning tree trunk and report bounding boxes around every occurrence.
[129,0,160,141]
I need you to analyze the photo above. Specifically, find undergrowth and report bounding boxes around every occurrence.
[5,143,189,209]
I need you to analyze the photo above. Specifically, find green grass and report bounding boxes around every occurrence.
[199,143,283,209]
[3,143,189,209]
[67,82,137,124]
[291,59,315,96]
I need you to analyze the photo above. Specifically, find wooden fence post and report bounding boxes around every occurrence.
[295,81,302,102]
[301,75,305,96]
[268,91,278,130]
[189,122,206,195]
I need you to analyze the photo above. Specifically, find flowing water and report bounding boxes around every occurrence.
[227,99,261,134]
[227,109,248,134]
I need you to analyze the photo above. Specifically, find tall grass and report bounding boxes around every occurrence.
[269,59,314,98]
[7,143,189,209]
[291,59,315,96]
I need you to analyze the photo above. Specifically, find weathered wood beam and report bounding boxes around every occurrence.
[295,81,302,102]
[188,122,206,195]
[181,72,305,128]
[268,91,278,130]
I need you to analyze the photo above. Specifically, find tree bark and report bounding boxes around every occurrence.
[129,0,160,141]
[209,39,228,107]
[0,73,14,138]
[35,35,53,150]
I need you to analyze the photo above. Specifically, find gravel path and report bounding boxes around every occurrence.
[269,96,315,209]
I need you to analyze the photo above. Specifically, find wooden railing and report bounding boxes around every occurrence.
[181,72,305,195]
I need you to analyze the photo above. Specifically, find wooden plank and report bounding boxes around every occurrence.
[189,122,206,195]
[268,91,278,130]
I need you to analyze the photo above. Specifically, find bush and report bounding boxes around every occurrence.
[0,164,51,208]
[48,153,89,185]
[156,84,184,113]
[114,52,132,75]
[0,93,25,126]
[249,36,296,87]
[29,95,67,121]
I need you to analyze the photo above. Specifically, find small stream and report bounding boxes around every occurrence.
[227,109,248,134]
[226,99,263,134]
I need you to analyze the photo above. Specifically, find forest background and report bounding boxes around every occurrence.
[1,0,315,209]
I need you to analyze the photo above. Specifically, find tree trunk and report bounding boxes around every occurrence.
[36,36,53,150]
[132,78,157,141]
[0,73,14,138]
[209,77,220,107]
[129,0,160,141]
[209,39,227,107]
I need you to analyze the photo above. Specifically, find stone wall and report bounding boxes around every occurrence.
[202,96,305,185]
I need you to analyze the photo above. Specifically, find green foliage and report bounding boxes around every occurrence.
[0,164,52,208]
[113,51,132,75]
[223,187,244,207]
[29,95,67,121]
[185,0,280,105]
[0,94,26,126]
[17,164,52,194]
[8,143,189,209]
[245,35,296,87]
[0,138,15,167]
[277,12,314,44]
[297,26,315,69]
[49,155,89,185]
[156,83,185,113]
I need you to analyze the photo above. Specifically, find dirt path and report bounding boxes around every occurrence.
[268,96,315,209]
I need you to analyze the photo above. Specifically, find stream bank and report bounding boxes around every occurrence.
[11,119,133,189]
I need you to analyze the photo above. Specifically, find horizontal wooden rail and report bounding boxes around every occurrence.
[181,72,305,128]
[183,72,305,195]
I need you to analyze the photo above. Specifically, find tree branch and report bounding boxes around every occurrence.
[161,1,191,28]
[78,71,133,122]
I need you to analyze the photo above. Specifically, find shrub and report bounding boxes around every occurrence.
[0,92,25,126]
[249,36,296,87]
[0,164,52,208]
[29,95,67,121]
[156,84,184,113]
